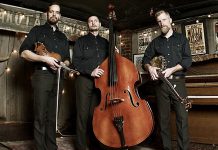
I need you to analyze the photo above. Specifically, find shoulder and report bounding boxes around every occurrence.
[29,24,48,34]
[99,36,108,42]
[173,32,187,39]
[29,25,41,32]
[57,31,68,40]
[150,35,161,44]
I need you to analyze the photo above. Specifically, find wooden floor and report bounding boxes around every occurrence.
[0,137,217,150]
[0,136,158,150]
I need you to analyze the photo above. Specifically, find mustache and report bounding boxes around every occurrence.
[89,28,99,32]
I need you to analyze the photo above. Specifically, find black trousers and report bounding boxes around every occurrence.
[75,75,100,150]
[155,78,189,150]
[31,70,63,150]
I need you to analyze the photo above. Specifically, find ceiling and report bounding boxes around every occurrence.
[1,0,218,31]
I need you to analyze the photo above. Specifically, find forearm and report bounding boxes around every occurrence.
[171,64,183,74]
[143,63,152,71]
[21,50,44,62]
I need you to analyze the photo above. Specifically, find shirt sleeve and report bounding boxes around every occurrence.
[180,36,192,70]
[19,26,38,55]
[142,40,156,65]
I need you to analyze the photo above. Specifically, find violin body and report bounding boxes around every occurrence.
[93,52,154,148]
[34,42,62,61]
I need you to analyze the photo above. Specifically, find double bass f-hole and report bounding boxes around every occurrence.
[103,90,139,111]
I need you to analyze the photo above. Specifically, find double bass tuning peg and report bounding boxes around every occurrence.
[108,3,117,21]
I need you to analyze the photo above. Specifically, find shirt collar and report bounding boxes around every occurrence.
[44,22,59,31]
[88,32,100,38]
[160,31,177,39]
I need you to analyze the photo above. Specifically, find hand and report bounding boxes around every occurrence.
[91,66,104,78]
[148,66,159,80]
[162,68,174,78]
[115,46,119,53]
[41,55,60,70]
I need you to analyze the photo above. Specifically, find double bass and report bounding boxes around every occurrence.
[92,4,154,149]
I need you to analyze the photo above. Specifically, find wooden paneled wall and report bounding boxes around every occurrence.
[0,29,33,121]
[0,29,76,127]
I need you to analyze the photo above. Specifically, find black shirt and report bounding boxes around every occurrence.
[19,22,70,67]
[73,33,109,76]
[142,32,192,76]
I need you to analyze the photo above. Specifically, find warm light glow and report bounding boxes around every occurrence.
[196,20,199,23]
[80,31,85,36]
[20,14,25,20]
[154,31,157,34]
[6,67,10,72]
[172,23,175,26]
[119,35,122,38]
[143,33,147,37]
[208,14,211,18]
[120,42,123,45]
[13,49,18,54]
[104,30,109,34]
[24,35,27,38]
[62,89,65,94]
[69,72,74,78]
[3,11,6,15]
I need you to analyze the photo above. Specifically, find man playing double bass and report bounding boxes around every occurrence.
[72,16,108,150]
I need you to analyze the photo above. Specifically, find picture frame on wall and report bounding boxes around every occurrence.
[137,28,153,54]
[133,54,146,74]
[185,22,206,55]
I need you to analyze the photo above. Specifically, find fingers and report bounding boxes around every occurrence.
[91,66,104,77]
[43,56,60,70]
[95,68,104,77]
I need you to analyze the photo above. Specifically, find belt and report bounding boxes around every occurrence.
[35,66,48,71]
[168,75,185,80]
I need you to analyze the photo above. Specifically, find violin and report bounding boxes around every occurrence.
[34,42,80,75]
[152,56,192,111]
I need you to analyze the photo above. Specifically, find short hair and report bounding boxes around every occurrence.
[87,16,100,23]
[46,2,60,12]
[155,10,170,18]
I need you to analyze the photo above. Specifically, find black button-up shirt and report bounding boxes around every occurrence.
[142,32,192,76]
[19,22,70,67]
[73,33,108,76]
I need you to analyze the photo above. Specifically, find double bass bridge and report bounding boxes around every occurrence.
[109,98,124,105]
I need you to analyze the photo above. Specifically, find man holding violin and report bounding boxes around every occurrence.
[142,10,192,150]
[19,2,70,150]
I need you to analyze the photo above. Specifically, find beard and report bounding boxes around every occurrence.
[161,26,170,34]
[48,17,58,25]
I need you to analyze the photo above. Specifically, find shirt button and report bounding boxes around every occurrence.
[167,46,169,48]
[168,54,170,55]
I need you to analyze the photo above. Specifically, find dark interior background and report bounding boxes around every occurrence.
[1,0,218,31]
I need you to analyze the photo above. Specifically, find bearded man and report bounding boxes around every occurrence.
[20,2,70,150]
[142,10,192,150]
